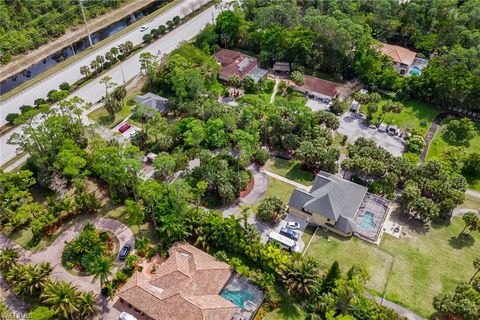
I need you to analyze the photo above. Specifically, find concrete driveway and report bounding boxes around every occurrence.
[0,218,134,293]
[337,113,405,156]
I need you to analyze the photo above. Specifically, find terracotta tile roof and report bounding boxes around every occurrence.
[117,242,237,320]
[291,75,341,98]
[379,42,416,66]
[213,49,258,80]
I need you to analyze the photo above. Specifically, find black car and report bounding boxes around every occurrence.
[280,227,300,241]
[119,244,131,260]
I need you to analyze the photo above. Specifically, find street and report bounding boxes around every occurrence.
[0,0,209,127]
[0,1,222,166]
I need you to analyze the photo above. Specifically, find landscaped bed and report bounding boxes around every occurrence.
[304,217,480,317]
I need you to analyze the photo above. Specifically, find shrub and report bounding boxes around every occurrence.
[151,28,160,39]
[59,82,71,91]
[166,20,174,29]
[405,135,425,154]
[34,98,47,107]
[445,117,476,142]
[19,105,33,114]
[254,148,270,165]
[28,306,56,320]
[173,15,181,25]
[462,153,480,178]
[290,70,304,85]
[143,34,153,43]
[158,25,166,34]
[5,113,20,124]
[257,195,286,223]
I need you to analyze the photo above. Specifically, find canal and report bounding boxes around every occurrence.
[0,0,168,95]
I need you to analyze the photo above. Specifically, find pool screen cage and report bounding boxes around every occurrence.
[354,193,390,243]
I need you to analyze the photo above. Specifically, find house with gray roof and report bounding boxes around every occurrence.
[288,171,368,237]
[133,92,168,114]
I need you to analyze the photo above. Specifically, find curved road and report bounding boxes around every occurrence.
[0,0,224,166]
[0,218,134,293]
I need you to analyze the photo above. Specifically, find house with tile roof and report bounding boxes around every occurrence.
[288,171,368,237]
[213,49,267,83]
[378,42,417,76]
[117,242,238,320]
[290,75,341,101]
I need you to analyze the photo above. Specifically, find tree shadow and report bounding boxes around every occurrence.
[449,234,475,249]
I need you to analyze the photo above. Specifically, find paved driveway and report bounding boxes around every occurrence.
[0,218,134,293]
[337,113,405,156]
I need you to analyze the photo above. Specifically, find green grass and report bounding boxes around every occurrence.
[87,103,132,128]
[305,230,394,295]
[301,224,316,247]
[262,176,297,204]
[102,204,157,241]
[305,218,480,317]
[264,299,307,320]
[264,157,314,186]
[370,99,439,136]
[427,117,480,190]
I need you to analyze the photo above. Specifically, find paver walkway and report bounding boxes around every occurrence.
[0,218,134,294]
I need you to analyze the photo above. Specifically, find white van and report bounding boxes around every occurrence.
[120,312,137,320]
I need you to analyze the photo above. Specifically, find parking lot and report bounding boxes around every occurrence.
[337,113,405,157]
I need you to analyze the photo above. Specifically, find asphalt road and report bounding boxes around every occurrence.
[0,1,222,166]
[0,0,208,126]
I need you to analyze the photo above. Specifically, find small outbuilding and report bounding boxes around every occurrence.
[273,62,291,75]
[350,100,360,112]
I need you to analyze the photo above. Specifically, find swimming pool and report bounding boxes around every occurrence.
[220,288,256,308]
[409,66,422,76]
[357,211,377,231]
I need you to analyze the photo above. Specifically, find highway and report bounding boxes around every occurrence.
[0,1,222,166]
[0,0,209,126]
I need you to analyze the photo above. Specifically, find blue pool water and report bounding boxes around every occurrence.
[409,66,422,76]
[220,289,256,308]
[358,211,376,231]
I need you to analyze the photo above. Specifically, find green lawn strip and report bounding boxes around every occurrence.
[427,117,480,190]
[88,104,132,128]
[102,204,157,242]
[0,0,184,102]
[264,157,314,186]
[369,99,439,136]
[262,176,297,204]
[263,298,307,320]
[305,230,393,296]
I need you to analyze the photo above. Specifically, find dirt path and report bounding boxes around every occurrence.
[0,0,157,82]
[0,218,134,293]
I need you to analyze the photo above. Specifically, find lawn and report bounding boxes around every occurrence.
[262,176,297,204]
[87,103,132,129]
[264,157,314,186]
[459,194,480,210]
[427,117,480,190]
[264,299,307,320]
[370,99,439,136]
[305,230,394,295]
[305,218,480,317]
[102,204,157,241]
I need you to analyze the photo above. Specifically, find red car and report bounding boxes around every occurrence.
[118,123,131,133]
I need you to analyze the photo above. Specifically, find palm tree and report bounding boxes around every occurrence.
[6,264,26,295]
[41,280,81,319]
[280,258,321,297]
[78,292,96,318]
[0,247,19,272]
[87,256,113,286]
[470,256,480,283]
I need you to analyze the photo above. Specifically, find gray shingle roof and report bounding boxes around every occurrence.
[134,93,168,113]
[287,171,368,234]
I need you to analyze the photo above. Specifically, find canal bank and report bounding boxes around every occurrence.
[0,0,177,96]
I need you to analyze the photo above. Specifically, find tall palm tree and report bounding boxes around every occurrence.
[0,248,19,272]
[87,256,113,286]
[280,258,321,297]
[41,280,81,319]
[470,256,480,284]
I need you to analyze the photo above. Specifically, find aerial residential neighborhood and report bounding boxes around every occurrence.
[0,1,479,320]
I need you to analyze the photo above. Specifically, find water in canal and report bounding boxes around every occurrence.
[0,0,167,96]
